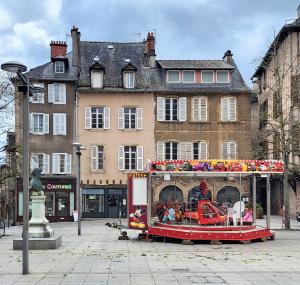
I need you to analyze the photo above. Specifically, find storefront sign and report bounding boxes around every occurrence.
[43,184,72,190]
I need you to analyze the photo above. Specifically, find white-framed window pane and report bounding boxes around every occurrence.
[202,71,214,83]
[124,107,136,129]
[98,145,104,170]
[165,142,178,160]
[124,72,135,88]
[182,71,195,82]
[91,107,104,128]
[124,146,137,170]
[167,71,180,83]
[217,71,229,83]
[55,61,64,73]
[91,70,103,88]
[54,84,60,102]
[37,153,44,169]
[60,155,65,173]
[165,98,178,121]
[33,114,44,133]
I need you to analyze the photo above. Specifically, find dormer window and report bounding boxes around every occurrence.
[216,70,230,83]
[167,70,180,83]
[123,72,135,88]
[55,61,65,73]
[122,63,137,89]
[201,70,214,83]
[182,70,195,83]
[89,62,105,88]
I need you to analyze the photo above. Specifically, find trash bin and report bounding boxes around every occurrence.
[72,210,78,222]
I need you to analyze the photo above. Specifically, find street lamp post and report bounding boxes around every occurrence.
[1,61,44,275]
[73,142,84,235]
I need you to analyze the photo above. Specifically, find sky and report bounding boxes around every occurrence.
[0,0,300,86]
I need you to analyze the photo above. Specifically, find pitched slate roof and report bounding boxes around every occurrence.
[252,18,300,78]
[26,52,77,81]
[79,41,151,89]
[157,60,235,70]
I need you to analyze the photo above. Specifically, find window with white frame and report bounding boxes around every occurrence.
[31,153,50,174]
[54,61,65,73]
[30,113,49,134]
[167,70,180,83]
[157,97,187,122]
[118,107,143,129]
[216,70,229,83]
[48,83,66,104]
[118,145,143,171]
[221,141,237,159]
[123,72,135,88]
[201,70,214,83]
[85,106,110,129]
[53,113,66,135]
[182,70,195,83]
[165,142,178,160]
[192,97,207,121]
[193,141,208,159]
[31,83,44,104]
[91,70,103,88]
[52,153,71,174]
[91,145,104,170]
[221,97,236,121]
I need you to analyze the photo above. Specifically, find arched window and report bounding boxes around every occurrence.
[217,186,240,204]
[159,186,183,203]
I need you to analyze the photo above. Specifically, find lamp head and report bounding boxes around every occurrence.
[1,61,27,73]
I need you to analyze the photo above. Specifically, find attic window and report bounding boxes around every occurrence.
[123,72,135,89]
[216,71,230,83]
[91,70,104,88]
[55,61,64,73]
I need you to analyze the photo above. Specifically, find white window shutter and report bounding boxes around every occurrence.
[52,154,59,174]
[179,97,187,121]
[91,145,98,170]
[61,113,67,135]
[179,142,186,160]
[221,142,228,159]
[200,97,207,121]
[118,146,125,171]
[221,97,228,121]
[137,108,143,129]
[229,142,237,159]
[91,70,103,88]
[104,107,110,129]
[137,146,144,171]
[118,107,124,129]
[29,113,34,133]
[53,113,59,135]
[48,84,54,103]
[43,114,49,134]
[59,83,66,104]
[157,97,165,121]
[156,141,165,161]
[186,142,193,160]
[30,154,38,171]
[85,107,91,129]
[43,154,50,174]
[199,141,208,159]
[65,154,72,174]
[229,97,236,121]
[192,98,199,121]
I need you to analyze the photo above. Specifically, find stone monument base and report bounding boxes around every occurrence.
[13,236,62,250]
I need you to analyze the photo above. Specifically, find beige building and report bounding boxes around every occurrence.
[252,6,300,215]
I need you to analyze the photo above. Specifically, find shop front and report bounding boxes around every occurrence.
[82,186,127,218]
[17,177,76,222]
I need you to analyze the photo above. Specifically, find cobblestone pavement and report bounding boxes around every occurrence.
[0,218,300,285]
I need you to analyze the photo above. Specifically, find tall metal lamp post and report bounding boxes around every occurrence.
[1,61,43,275]
[73,142,85,235]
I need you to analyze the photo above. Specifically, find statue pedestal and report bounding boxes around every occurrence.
[29,193,54,238]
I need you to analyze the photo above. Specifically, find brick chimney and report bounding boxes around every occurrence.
[223,50,233,64]
[50,41,67,58]
[144,32,156,68]
[71,26,81,67]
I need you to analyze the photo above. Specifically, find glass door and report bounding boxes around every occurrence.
[56,191,69,217]
[45,192,55,217]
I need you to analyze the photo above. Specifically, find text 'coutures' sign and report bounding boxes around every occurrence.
[42,184,72,190]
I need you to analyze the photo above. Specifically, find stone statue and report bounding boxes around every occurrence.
[30,168,43,193]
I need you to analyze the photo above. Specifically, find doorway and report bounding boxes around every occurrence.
[107,188,126,218]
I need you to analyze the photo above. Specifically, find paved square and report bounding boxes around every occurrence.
[0,218,300,284]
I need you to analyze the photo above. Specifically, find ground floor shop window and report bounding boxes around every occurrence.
[83,188,105,218]
[45,192,55,216]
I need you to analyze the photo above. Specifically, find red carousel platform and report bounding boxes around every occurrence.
[147,222,274,243]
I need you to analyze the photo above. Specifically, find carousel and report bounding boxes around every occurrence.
[126,159,283,244]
